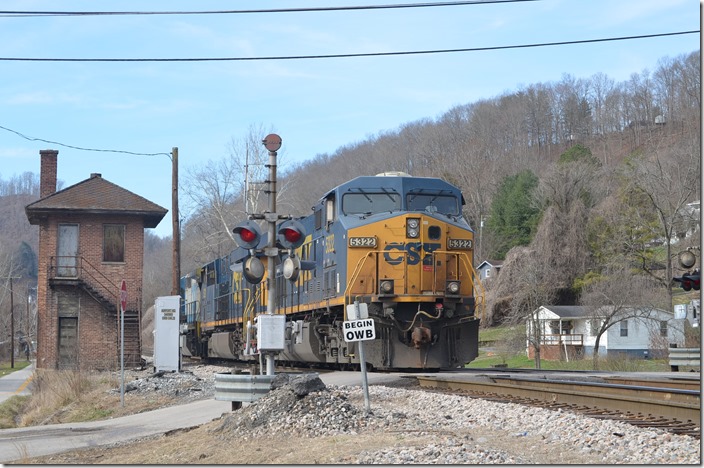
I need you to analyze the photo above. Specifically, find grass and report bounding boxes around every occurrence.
[0,360,31,378]
[472,325,674,372]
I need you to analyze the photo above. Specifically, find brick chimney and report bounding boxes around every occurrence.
[39,149,58,198]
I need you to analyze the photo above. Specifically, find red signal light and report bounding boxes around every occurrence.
[239,228,257,244]
[277,220,306,250]
[232,220,262,249]
[282,228,301,244]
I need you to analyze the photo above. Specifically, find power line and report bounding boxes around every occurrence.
[0,1,540,17]
[0,31,696,62]
[0,124,171,159]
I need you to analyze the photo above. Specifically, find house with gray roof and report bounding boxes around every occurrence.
[527,305,685,361]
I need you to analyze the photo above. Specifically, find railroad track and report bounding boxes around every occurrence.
[416,374,701,438]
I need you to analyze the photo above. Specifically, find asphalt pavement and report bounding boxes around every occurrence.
[0,360,34,405]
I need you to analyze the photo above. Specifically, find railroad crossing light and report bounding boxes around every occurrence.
[233,220,262,250]
[684,271,700,291]
[282,255,301,282]
[673,271,700,291]
[242,256,265,284]
[678,250,697,269]
[277,219,306,250]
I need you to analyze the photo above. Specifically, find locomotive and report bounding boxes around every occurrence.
[179,172,484,370]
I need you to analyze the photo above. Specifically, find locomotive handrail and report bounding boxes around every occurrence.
[345,250,383,318]
[426,250,485,323]
[242,286,261,326]
[343,248,485,323]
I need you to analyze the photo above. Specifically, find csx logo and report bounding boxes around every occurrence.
[383,242,441,265]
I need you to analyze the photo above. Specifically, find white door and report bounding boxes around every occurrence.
[57,224,79,277]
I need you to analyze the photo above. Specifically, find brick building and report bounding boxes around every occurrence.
[25,149,168,370]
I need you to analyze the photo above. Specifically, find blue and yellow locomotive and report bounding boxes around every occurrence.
[180,172,484,370]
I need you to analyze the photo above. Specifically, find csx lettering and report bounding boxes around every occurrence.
[383,242,441,265]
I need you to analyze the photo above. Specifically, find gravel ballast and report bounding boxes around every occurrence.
[114,364,700,464]
[209,374,701,465]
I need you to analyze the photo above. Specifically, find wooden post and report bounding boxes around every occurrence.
[171,147,180,296]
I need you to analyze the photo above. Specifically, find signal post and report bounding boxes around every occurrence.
[231,134,308,376]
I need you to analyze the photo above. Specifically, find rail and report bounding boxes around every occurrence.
[417,374,701,431]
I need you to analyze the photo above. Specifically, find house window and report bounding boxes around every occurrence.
[103,224,125,262]
[485,269,491,279]
[620,320,628,337]
[660,320,668,337]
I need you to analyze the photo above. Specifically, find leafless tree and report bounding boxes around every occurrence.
[531,159,606,290]
[180,124,280,264]
[619,138,701,311]
[579,267,668,369]
[504,249,556,369]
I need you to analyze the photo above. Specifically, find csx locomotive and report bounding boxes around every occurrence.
[180,172,484,370]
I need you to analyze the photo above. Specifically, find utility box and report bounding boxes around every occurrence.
[154,295,181,372]
[256,314,285,351]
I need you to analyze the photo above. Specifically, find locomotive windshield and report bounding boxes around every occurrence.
[342,190,401,215]
[407,191,460,216]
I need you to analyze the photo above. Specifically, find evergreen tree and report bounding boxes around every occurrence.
[486,170,540,259]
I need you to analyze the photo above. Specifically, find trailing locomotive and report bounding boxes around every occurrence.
[180,172,484,370]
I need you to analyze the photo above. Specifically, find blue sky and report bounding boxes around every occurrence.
[0,0,699,237]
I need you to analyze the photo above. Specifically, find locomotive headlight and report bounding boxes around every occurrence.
[446,281,461,295]
[406,218,420,238]
[379,279,395,295]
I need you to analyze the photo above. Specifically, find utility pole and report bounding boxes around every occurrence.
[171,147,181,296]
[1,276,21,368]
[10,277,14,369]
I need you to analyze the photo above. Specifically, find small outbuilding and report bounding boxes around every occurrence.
[25,149,168,370]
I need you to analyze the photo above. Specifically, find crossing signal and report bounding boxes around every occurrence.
[232,220,265,283]
[277,220,306,250]
[277,220,310,282]
[233,220,262,250]
[673,271,700,291]
[242,256,265,284]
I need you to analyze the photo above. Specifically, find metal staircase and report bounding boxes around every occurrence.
[49,256,142,367]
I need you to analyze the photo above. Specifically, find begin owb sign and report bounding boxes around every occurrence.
[343,319,376,342]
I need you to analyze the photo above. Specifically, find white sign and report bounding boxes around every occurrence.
[346,302,368,320]
[154,296,181,372]
[343,319,376,342]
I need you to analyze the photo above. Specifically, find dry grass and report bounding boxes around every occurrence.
[2,369,180,428]
[19,423,428,464]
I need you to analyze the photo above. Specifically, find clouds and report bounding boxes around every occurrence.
[0,0,697,237]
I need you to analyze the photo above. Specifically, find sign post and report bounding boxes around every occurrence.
[119,280,127,407]
[344,301,375,415]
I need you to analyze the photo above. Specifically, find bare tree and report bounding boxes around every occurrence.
[532,158,606,291]
[506,250,556,369]
[180,124,279,264]
[579,267,668,369]
[620,138,701,311]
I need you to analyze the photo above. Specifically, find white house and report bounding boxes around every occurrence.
[527,305,686,360]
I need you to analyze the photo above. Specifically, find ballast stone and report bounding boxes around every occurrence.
[271,373,326,397]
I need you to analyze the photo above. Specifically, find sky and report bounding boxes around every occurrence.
[0,0,699,238]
